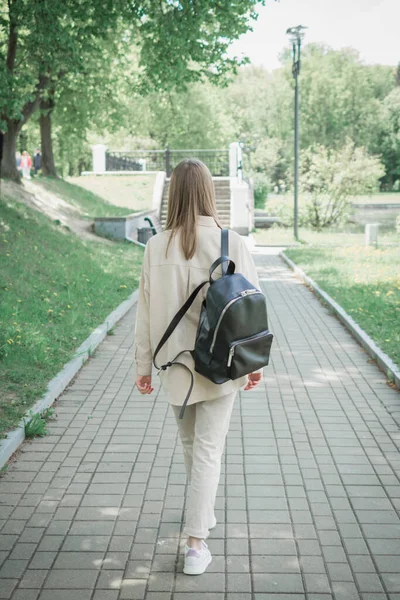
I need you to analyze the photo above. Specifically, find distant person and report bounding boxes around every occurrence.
[33,148,42,175]
[20,151,32,179]
[16,151,22,171]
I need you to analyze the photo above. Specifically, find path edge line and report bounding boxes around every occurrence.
[279,250,400,391]
[0,290,139,469]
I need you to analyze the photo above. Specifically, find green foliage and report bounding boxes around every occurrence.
[24,412,48,438]
[251,173,270,210]
[374,88,400,190]
[300,141,385,230]
[251,137,291,189]
[0,463,9,475]
[136,1,265,93]
[24,408,54,438]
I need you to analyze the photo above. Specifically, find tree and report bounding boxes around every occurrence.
[0,0,128,180]
[1,0,271,181]
[375,88,400,190]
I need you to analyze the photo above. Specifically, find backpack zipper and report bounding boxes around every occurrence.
[227,330,271,367]
[209,289,261,354]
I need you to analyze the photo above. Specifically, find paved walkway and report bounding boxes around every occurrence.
[1,249,399,600]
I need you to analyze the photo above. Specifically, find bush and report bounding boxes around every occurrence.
[300,141,385,230]
[252,138,290,189]
[251,173,270,210]
[271,198,308,228]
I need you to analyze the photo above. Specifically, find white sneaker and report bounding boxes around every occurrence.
[183,540,212,575]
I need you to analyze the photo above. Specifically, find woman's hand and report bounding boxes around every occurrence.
[244,372,263,391]
[136,376,154,395]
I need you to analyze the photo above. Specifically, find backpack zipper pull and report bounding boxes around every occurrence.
[227,346,235,367]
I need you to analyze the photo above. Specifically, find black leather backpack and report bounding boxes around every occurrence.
[153,229,274,418]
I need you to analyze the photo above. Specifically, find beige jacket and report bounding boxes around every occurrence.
[134,215,261,406]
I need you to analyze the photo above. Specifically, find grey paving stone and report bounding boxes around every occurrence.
[304,573,331,594]
[102,552,129,570]
[10,590,40,600]
[96,570,124,590]
[0,560,29,579]
[343,538,371,555]
[227,538,249,556]
[130,544,155,561]
[19,570,48,588]
[134,529,158,544]
[252,555,300,573]
[37,537,64,552]
[226,573,251,592]
[153,537,179,556]
[297,540,322,556]
[327,562,354,582]
[380,573,400,593]
[331,581,362,600]
[60,535,110,552]
[253,596,305,600]
[175,572,225,593]
[68,522,114,536]
[355,573,385,593]
[0,577,18,598]
[226,555,250,573]
[28,553,56,570]
[147,572,174,592]
[172,595,223,600]
[253,573,304,593]
[92,592,119,600]
[52,552,103,570]
[9,545,37,561]
[37,591,92,600]
[299,555,326,573]
[44,569,98,589]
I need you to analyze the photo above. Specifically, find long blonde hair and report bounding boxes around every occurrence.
[165,159,221,260]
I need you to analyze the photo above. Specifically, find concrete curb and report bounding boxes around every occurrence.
[0,290,139,469]
[280,251,400,390]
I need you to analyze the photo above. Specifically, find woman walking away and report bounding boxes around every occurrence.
[134,159,263,575]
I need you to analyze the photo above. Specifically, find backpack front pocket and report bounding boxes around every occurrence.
[228,330,274,379]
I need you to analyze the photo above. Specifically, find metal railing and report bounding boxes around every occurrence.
[105,148,229,177]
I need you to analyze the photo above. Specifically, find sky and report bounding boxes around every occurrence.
[228,0,399,71]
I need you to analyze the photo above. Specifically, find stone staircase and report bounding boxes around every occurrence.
[160,177,231,228]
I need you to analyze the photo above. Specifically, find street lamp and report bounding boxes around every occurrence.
[286,25,307,241]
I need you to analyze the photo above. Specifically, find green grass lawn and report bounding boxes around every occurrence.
[35,177,133,218]
[284,245,400,369]
[254,225,400,247]
[67,173,156,213]
[0,193,143,438]
[265,192,400,213]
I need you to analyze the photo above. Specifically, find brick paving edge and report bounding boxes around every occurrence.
[280,250,400,391]
[0,289,139,469]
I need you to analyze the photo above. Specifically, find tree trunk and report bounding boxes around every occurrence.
[0,121,21,182]
[40,97,58,178]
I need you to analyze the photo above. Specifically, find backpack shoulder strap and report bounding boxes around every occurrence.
[221,228,229,276]
[152,279,208,370]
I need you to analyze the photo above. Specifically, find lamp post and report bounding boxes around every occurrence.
[286,25,307,241]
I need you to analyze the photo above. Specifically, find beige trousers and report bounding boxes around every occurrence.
[171,391,237,540]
